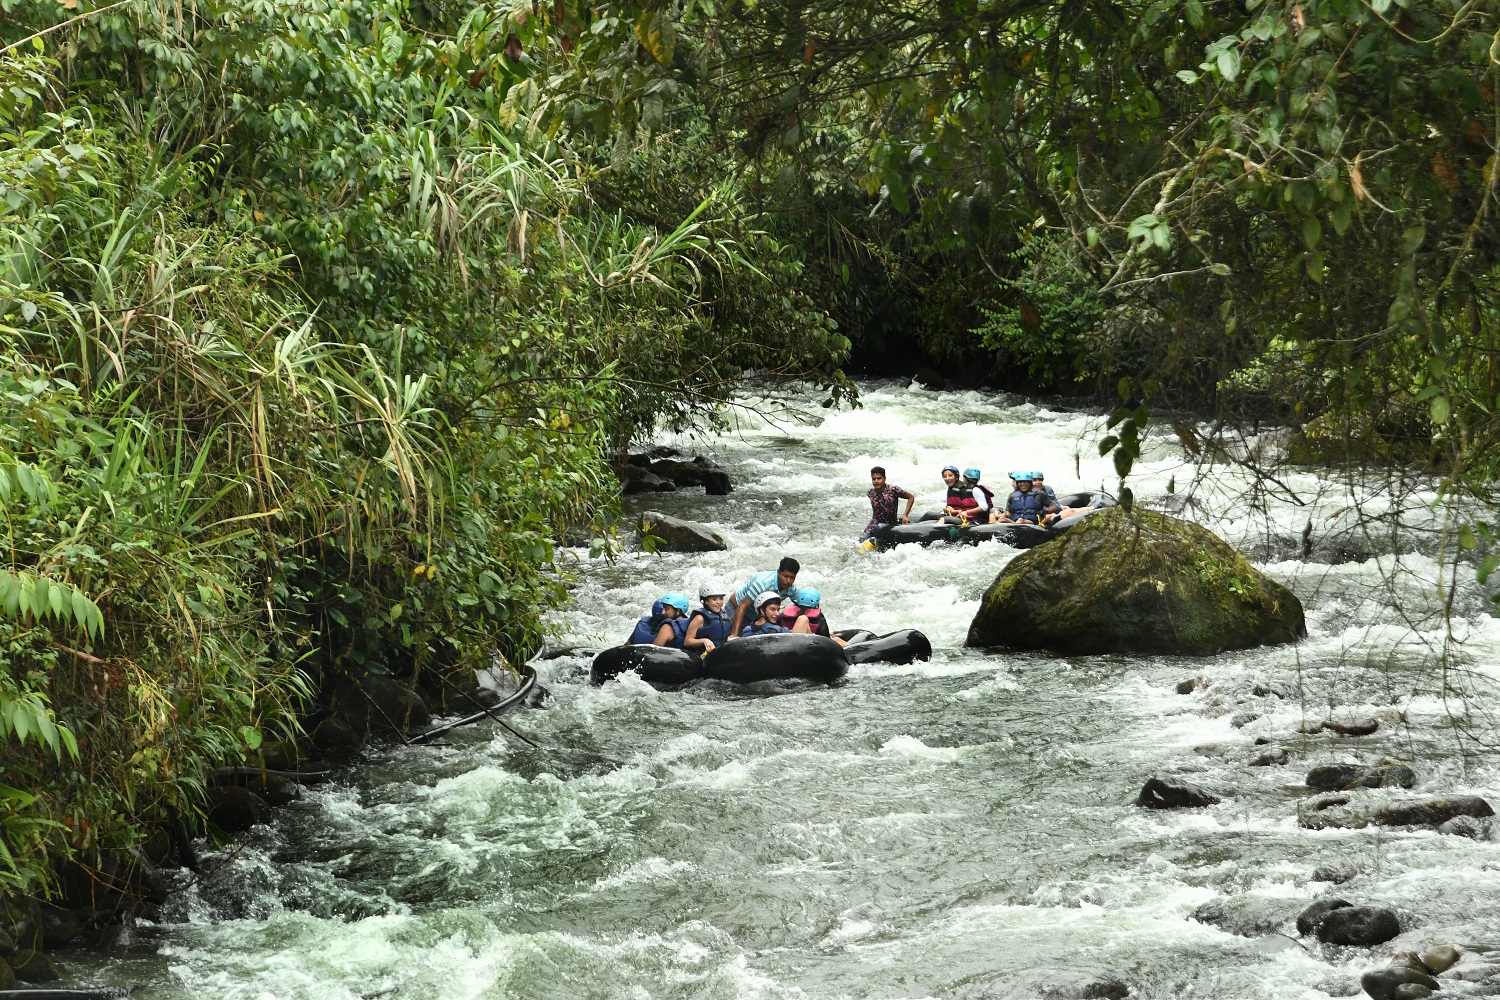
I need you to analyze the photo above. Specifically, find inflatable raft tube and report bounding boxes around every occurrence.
[843,628,933,666]
[1049,507,1108,535]
[874,522,957,550]
[1056,490,1116,510]
[700,633,849,685]
[960,522,1052,549]
[834,627,877,644]
[590,644,700,685]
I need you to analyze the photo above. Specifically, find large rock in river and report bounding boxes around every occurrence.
[965,507,1305,655]
[638,511,727,552]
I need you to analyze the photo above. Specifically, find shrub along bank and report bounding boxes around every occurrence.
[0,0,848,920]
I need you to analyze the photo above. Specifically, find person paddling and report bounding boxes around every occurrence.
[627,593,691,647]
[727,557,799,637]
[860,466,915,548]
[740,591,792,637]
[683,582,733,655]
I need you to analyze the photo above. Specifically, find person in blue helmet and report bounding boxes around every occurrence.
[993,470,1057,525]
[683,582,733,655]
[627,593,691,647]
[1032,470,1058,506]
[931,464,984,522]
[963,467,995,515]
[777,586,850,645]
[740,590,792,637]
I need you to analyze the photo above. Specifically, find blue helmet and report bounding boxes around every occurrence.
[661,593,690,614]
[963,467,981,482]
[1013,471,1034,483]
[795,586,821,608]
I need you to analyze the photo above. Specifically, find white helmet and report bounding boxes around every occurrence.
[699,582,727,599]
[754,590,783,610]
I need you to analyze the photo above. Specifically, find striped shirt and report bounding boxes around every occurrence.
[729,571,794,609]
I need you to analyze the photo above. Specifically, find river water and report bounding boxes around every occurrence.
[72,382,1500,999]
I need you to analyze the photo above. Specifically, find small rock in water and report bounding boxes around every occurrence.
[1301,720,1327,734]
[1374,795,1495,828]
[205,785,271,833]
[1192,896,1301,937]
[1176,678,1199,694]
[1388,951,1429,972]
[1359,967,1439,1000]
[1422,944,1460,974]
[1136,776,1222,809]
[1313,865,1358,884]
[1390,985,1432,1000]
[1252,682,1286,698]
[1296,898,1352,936]
[9,949,60,983]
[1231,712,1260,728]
[1307,763,1417,792]
[1436,815,1492,839]
[1328,718,1380,736]
[1249,745,1289,767]
[1318,906,1401,946]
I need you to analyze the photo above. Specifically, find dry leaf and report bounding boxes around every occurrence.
[1351,153,1367,200]
[1292,4,1305,32]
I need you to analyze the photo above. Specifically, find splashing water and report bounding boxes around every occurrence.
[68,383,1500,999]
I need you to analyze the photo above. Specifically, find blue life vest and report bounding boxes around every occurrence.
[659,617,689,649]
[740,622,791,637]
[627,600,675,645]
[1007,489,1048,524]
[690,607,733,643]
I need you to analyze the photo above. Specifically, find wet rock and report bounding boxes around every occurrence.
[212,769,302,808]
[913,367,946,389]
[1192,895,1301,937]
[1136,776,1221,809]
[331,676,431,738]
[647,457,732,495]
[9,948,60,982]
[33,898,80,948]
[1373,795,1494,828]
[966,507,1305,654]
[1317,978,1362,997]
[1360,967,1438,1000]
[1313,865,1358,884]
[0,896,40,953]
[1296,898,1352,936]
[259,738,310,770]
[1193,743,1232,757]
[1422,945,1460,974]
[312,714,360,750]
[637,511,727,552]
[620,469,677,494]
[1176,678,1199,694]
[1437,815,1493,839]
[1307,763,1416,792]
[957,969,1129,999]
[1250,745,1289,766]
[1301,721,1327,734]
[1389,951,1430,973]
[1231,712,1260,728]
[205,785,271,833]
[1328,718,1380,737]
[1391,985,1433,1000]
[1318,906,1401,946]
[1252,682,1287,698]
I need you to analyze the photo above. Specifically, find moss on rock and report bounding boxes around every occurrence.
[965,507,1305,654]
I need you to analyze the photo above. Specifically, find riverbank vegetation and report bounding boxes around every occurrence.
[1,0,1496,897]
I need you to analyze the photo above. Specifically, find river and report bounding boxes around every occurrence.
[70,382,1500,999]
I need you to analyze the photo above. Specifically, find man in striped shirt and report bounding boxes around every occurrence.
[727,557,800,638]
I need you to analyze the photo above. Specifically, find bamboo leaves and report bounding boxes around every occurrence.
[0,570,105,639]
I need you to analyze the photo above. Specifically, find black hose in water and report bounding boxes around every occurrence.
[405,662,538,746]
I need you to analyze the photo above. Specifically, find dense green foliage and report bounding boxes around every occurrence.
[2,0,1497,898]
[0,0,848,889]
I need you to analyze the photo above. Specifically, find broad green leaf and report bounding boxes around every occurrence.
[1217,48,1241,81]
[239,725,263,750]
[1301,216,1322,249]
[1331,202,1352,235]
[636,10,677,67]
[1430,395,1451,425]
[1185,0,1204,28]
[1400,224,1426,254]
[1460,524,1478,550]
[1480,554,1500,585]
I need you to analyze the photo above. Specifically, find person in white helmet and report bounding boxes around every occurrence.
[683,582,733,654]
[740,590,792,637]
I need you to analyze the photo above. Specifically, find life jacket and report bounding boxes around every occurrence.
[1007,489,1048,523]
[777,605,826,632]
[626,600,666,644]
[741,621,791,637]
[946,483,981,516]
[690,607,733,644]
[659,617,689,649]
[973,483,996,507]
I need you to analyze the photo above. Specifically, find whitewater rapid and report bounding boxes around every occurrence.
[66,382,1500,999]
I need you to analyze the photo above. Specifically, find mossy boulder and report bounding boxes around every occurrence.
[965,507,1304,655]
